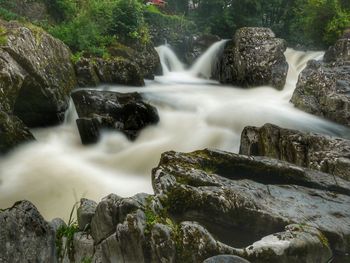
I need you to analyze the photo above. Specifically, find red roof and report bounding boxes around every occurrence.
[148,0,166,6]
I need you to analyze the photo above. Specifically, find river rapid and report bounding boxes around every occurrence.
[1,43,349,220]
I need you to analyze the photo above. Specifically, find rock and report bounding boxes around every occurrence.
[150,223,176,263]
[203,255,251,263]
[291,59,350,127]
[0,110,35,154]
[239,123,350,181]
[291,35,350,127]
[94,57,144,86]
[75,118,101,145]
[324,35,350,62]
[71,90,159,144]
[77,198,97,231]
[72,232,94,263]
[91,194,122,244]
[0,20,76,127]
[74,42,161,87]
[213,27,288,90]
[0,200,56,263]
[0,0,50,22]
[50,218,67,233]
[74,58,100,87]
[152,149,350,255]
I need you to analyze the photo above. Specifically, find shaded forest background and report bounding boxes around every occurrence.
[0,0,349,57]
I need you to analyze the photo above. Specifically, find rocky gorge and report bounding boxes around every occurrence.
[0,17,350,263]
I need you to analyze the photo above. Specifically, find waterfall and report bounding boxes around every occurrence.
[155,45,184,74]
[189,39,228,78]
[156,40,228,79]
[1,46,349,220]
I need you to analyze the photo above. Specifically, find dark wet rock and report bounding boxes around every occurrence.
[75,118,101,145]
[0,200,56,263]
[0,20,76,127]
[152,149,350,255]
[75,42,161,87]
[291,36,350,127]
[75,57,144,87]
[203,255,251,263]
[0,110,35,154]
[240,123,350,181]
[324,35,350,63]
[71,90,159,144]
[74,58,100,87]
[77,198,97,231]
[213,27,288,89]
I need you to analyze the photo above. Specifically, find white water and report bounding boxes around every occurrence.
[0,43,349,220]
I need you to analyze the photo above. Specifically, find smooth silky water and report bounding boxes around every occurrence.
[0,42,349,221]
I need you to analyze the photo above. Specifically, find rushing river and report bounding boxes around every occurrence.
[1,42,349,220]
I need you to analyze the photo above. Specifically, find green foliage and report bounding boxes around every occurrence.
[0,25,7,45]
[290,0,350,47]
[56,202,79,263]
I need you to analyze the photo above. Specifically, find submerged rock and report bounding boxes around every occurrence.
[213,27,288,89]
[291,37,350,127]
[240,123,350,181]
[0,110,34,154]
[0,20,76,127]
[71,90,159,144]
[0,201,56,263]
[153,149,350,256]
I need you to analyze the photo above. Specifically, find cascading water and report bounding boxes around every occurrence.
[0,42,349,220]
[155,45,184,74]
[190,39,228,78]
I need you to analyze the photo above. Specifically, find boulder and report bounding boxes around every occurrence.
[0,110,35,154]
[85,191,333,263]
[152,149,350,256]
[71,90,159,144]
[108,42,162,80]
[77,198,97,231]
[74,42,162,87]
[75,57,144,87]
[0,20,76,127]
[291,37,350,127]
[239,123,350,181]
[213,27,288,89]
[0,200,56,263]
[324,34,350,62]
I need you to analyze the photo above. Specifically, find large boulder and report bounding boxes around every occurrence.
[291,37,350,127]
[82,192,332,263]
[71,90,159,144]
[0,200,56,263]
[0,20,76,127]
[239,123,350,181]
[152,149,350,258]
[0,110,34,154]
[75,57,144,87]
[74,42,162,87]
[213,27,288,89]
[324,33,350,62]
